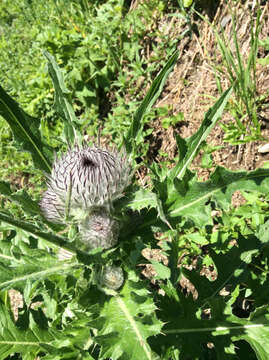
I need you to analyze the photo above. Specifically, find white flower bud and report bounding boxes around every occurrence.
[40,145,130,251]
[40,145,131,223]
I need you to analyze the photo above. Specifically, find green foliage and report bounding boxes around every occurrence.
[0,50,269,359]
[92,277,162,359]
[258,37,269,65]
[0,2,269,359]
[0,85,52,173]
[0,0,185,188]
[124,50,179,155]
[43,51,77,144]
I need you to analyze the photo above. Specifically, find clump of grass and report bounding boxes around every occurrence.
[213,5,264,144]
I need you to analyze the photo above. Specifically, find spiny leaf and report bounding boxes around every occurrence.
[43,51,76,144]
[184,232,265,304]
[124,50,179,154]
[0,300,90,360]
[93,278,162,360]
[124,188,159,212]
[0,238,79,291]
[0,302,54,359]
[0,181,40,216]
[255,220,269,243]
[169,87,232,180]
[124,188,171,228]
[167,167,269,227]
[0,85,52,173]
[152,291,269,359]
[0,211,105,265]
[232,306,269,360]
[0,211,74,252]
[0,255,77,292]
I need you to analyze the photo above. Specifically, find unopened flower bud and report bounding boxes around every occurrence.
[78,208,119,250]
[40,145,131,224]
[99,265,124,290]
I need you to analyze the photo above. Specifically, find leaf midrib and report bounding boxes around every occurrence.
[116,295,152,360]
[169,171,267,217]
[0,263,77,290]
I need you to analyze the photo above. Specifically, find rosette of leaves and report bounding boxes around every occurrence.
[40,145,131,250]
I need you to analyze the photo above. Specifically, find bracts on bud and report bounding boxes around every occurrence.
[78,208,120,250]
[40,145,131,251]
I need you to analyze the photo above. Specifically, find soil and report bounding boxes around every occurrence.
[146,0,269,181]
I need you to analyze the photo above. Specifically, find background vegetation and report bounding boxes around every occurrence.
[0,0,269,359]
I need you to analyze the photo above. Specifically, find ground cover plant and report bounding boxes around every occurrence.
[0,0,269,359]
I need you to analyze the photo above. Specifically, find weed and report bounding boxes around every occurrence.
[0,51,268,359]
[0,1,269,359]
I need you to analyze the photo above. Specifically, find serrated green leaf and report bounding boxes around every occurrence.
[0,300,89,360]
[183,231,266,306]
[0,85,52,173]
[124,50,179,153]
[0,211,103,265]
[168,167,269,227]
[152,291,269,359]
[169,87,232,180]
[0,302,54,359]
[125,188,159,212]
[43,51,76,144]
[255,220,269,243]
[0,211,72,250]
[0,241,78,291]
[151,260,171,280]
[124,188,171,228]
[0,181,40,216]
[94,279,162,360]
[232,307,269,360]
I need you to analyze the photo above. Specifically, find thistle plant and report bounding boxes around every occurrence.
[0,49,269,360]
[40,145,131,249]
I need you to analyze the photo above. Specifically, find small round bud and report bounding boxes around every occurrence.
[78,209,119,250]
[99,265,124,290]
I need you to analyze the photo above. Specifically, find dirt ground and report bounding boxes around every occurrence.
[148,0,269,180]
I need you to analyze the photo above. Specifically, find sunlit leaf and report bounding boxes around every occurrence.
[43,51,76,144]
[0,85,52,173]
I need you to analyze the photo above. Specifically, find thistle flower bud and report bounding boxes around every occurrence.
[39,188,65,224]
[40,145,131,224]
[98,265,124,290]
[78,208,119,250]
